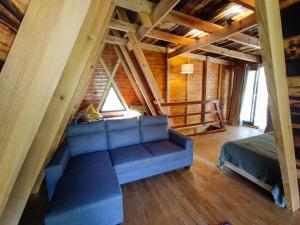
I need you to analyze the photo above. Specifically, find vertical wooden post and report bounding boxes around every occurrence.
[255,0,300,211]
[201,58,208,124]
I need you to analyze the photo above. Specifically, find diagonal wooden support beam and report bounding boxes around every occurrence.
[230,0,255,11]
[117,8,164,113]
[113,45,148,111]
[0,2,115,224]
[113,0,259,48]
[98,57,129,111]
[108,20,260,62]
[168,14,257,58]
[0,0,93,218]
[255,0,299,211]
[112,29,158,115]
[136,0,180,40]
[164,10,260,49]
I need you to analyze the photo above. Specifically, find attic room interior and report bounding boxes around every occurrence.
[1,0,300,225]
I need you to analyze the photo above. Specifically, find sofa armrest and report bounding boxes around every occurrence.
[169,129,193,150]
[45,143,69,200]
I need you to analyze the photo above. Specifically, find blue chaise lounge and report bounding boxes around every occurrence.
[44,115,194,225]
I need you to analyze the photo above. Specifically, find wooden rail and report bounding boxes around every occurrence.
[154,100,225,135]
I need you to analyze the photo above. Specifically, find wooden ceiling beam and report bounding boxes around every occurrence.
[136,0,180,40]
[108,19,260,62]
[230,0,255,11]
[168,14,257,58]
[165,10,260,49]
[113,0,259,48]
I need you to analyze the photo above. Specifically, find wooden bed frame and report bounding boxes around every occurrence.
[223,161,273,192]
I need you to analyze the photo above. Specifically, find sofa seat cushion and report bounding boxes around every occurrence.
[143,140,186,163]
[109,144,155,174]
[45,151,122,225]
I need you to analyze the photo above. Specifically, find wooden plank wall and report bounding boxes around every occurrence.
[0,0,29,71]
[280,0,300,159]
[79,44,141,111]
[79,44,233,125]
[168,56,233,126]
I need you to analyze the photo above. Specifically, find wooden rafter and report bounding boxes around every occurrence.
[255,0,299,211]
[165,10,260,49]
[136,0,180,40]
[112,30,158,115]
[117,8,165,113]
[98,58,129,111]
[168,14,257,58]
[108,19,260,62]
[105,35,234,66]
[113,45,148,110]
[230,0,255,11]
[0,0,93,218]
[0,2,116,224]
[113,0,259,48]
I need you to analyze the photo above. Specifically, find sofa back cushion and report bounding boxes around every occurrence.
[139,115,169,143]
[106,117,141,150]
[67,120,108,157]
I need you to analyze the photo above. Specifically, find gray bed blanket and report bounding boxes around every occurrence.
[219,132,285,207]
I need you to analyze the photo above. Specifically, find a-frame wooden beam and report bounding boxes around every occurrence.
[98,58,129,111]
[136,0,180,40]
[255,0,299,211]
[113,45,148,111]
[168,14,257,58]
[117,9,165,112]
[0,2,115,224]
[0,0,92,218]
[164,10,260,49]
[230,0,255,11]
[111,30,158,115]
[109,19,260,63]
[113,0,259,48]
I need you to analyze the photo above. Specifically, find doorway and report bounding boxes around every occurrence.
[240,66,268,130]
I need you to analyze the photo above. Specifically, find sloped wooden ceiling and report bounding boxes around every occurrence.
[124,0,260,61]
[0,0,29,71]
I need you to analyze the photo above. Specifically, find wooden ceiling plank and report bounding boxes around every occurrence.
[231,0,255,11]
[108,19,259,62]
[168,14,257,58]
[255,0,299,211]
[136,0,180,40]
[113,0,259,48]
[112,0,153,14]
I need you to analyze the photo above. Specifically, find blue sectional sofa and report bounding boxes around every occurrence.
[44,116,194,225]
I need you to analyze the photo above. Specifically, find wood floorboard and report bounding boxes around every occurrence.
[18,126,300,225]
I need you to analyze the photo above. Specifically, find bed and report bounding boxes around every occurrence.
[219,132,285,207]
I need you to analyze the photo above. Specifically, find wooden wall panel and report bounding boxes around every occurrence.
[143,49,167,100]
[114,64,142,106]
[187,59,203,124]
[206,62,219,122]
[0,0,29,71]
[169,56,188,125]
[220,65,234,120]
[79,43,141,111]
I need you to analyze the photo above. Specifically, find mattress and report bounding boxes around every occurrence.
[219,132,285,207]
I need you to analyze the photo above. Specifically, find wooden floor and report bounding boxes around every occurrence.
[19,126,300,225]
